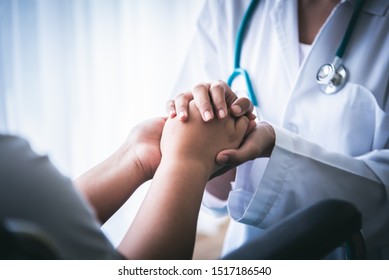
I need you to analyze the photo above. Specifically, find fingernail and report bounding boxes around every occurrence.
[204,111,213,121]
[218,109,226,118]
[169,110,176,118]
[231,105,241,115]
[178,111,186,120]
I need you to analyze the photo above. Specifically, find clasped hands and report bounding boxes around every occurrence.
[76,80,276,224]
[127,80,276,183]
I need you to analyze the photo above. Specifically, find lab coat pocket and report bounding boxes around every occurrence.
[322,82,385,156]
[342,83,388,150]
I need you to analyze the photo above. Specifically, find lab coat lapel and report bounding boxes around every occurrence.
[280,1,356,130]
[294,2,354,95]
[270,0,300,89]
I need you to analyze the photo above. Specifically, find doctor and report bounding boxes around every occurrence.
[169,0,389,258]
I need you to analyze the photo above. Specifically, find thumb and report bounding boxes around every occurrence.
[216,148,249,166]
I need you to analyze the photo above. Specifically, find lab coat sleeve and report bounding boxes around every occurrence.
[228,125,389,248]
[171,0,241,96]
[172,2,220,95]
[201,189,229,217]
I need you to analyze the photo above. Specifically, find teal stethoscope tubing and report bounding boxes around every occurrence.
[227,0,365,107]
[227,0,260,106]
[336,0,365,58]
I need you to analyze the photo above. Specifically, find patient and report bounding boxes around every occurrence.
[0,100,250,259]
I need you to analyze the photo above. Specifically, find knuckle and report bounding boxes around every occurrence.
[236,97,253,111]
[216,79,227,85]
[182,92,192,100]
[210,81,225,92]
[177,102,188,110]
[174,93,185,102]
[175,92,191,103]
[237,96,250,104]
[212,95,225,104]
[198,100,211,110]
[192,83,209,93]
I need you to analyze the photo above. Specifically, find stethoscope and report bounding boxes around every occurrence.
[227,0,366,106]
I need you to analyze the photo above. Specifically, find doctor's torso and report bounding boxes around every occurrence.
[175,0,388,156]
[227,0,388,156]
[173,0,389,256]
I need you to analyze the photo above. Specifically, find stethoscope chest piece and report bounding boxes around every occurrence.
[230,0,364,99]
[316,61,348,94]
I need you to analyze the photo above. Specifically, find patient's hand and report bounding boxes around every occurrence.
[161,101,248,178]
[124,117,166,180]
[75,117,166,223]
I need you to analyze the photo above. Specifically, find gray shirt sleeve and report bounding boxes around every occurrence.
[0,134,122,259]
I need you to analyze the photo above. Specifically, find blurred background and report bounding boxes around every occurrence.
[0,0,228,259]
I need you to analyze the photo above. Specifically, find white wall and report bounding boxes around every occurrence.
[0,0,212,245]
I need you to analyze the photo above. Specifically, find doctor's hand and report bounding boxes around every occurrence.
[216,122,276,166]
[161,101,249,178]
[167,80,256,126]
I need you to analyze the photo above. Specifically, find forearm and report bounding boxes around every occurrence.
[117,102,249,259]
[74,144,147,223]
[118,158,209,259]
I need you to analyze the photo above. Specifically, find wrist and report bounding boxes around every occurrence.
[115,141,150,184]
[160,155,214,181]
[152,157,210,204]
[75,144,148,223]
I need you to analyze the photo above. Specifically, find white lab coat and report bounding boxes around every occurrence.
[173,0,389,258]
